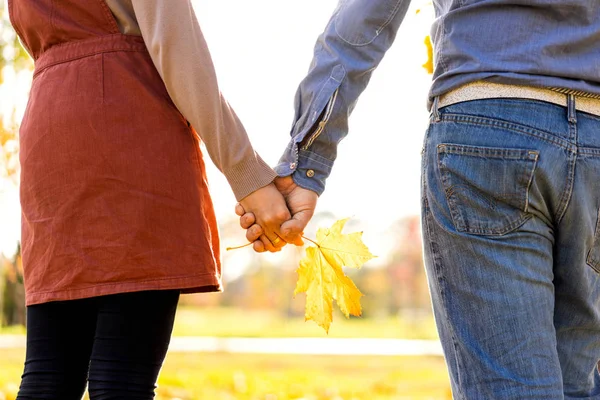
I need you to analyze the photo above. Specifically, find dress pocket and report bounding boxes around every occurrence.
[437,144,539,236]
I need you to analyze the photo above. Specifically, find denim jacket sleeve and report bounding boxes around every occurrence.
[274,0,411,195]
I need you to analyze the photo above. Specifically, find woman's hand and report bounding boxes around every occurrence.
[236,176,318,252]
[238,182,291,252]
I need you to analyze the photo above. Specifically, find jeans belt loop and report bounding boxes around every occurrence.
[568,94,577,124]
[432,96,441,122]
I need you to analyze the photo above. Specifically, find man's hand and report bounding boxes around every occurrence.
[235,176,318,252]
[238,182,291,252]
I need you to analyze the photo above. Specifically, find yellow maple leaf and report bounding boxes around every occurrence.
[422,35,434,74]
[295,218,375,333]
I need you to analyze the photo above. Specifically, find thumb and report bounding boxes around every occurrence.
[281,211,312,245]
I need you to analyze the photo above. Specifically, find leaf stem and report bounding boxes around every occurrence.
[226,242,253,251]
[302,236,320,248]
[227,236,322,251]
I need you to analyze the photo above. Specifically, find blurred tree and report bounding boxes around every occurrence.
[387,216,431,316]
[0,0,32,182]
[0,2,31,81]
[2,242,25,326]
[0,0,32,327]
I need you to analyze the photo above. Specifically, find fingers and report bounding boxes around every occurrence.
[252,240,265,253]
[246,224,263,243]
[280,209,313,245]
[259,234,283,253]
[245,225,285,252]
[240,213,255,230]
[259,210,291,252]
[235,203,245,216]
[236,203,255,230]
[237,183,291,253]
[280,219,305,245]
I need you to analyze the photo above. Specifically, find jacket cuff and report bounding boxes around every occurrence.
[288,149,333,196]
[224,152,277,201]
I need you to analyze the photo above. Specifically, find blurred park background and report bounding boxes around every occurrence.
[0,0,452,399]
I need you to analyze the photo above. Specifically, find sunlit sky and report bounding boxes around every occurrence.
[0,1,434,264]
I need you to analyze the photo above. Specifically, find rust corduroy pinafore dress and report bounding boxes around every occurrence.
[9,0,222,305]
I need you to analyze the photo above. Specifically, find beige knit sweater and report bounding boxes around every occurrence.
[105,0,276,201]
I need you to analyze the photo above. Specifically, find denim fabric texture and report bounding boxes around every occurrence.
[422,98,600,399]
[278,0,600,195]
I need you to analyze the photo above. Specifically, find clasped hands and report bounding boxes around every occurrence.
[236,176,318,252]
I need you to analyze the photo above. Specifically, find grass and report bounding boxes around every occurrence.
[1,307,438,339]
[171,307,439,339]
[0,348,451,400]
[0,325,25,335]
[0,307,447,398]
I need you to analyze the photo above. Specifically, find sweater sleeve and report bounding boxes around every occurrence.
[130,0,276,201]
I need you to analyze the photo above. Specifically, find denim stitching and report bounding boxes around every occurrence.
[423,208,466,400]
[437,144,537,236]
[438,152,470,232]
[524,153,539,213]
[577,147,600,156]
[586,250,600,274]
[586,209,600,274]
[555,124,578,225]
[441,114,574,151]
[586,255,600,274]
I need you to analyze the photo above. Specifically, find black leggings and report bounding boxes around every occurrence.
[16,290,180,400]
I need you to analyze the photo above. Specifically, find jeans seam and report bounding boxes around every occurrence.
[555,124,577,225]
[578,147,600,156]
[423,207,466,400]
[441,114,574,151]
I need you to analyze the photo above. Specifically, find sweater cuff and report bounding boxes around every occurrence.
[224,152,277,201]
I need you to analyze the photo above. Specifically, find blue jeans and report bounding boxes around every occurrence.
[422,97,600,399]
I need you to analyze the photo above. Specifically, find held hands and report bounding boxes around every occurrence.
[238,182,291,252]
[236,176,318,253]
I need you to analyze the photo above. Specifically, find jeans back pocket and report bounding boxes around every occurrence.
[586,209,600,274]
[437,144,539,236]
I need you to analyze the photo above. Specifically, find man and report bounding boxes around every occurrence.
[237,1,600,398]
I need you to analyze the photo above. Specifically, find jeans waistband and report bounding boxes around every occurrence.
[435,81,600,118]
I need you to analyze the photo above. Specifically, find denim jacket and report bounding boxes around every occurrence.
[275,0,600,195]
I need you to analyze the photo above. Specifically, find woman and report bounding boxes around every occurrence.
[9,0,289,397]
